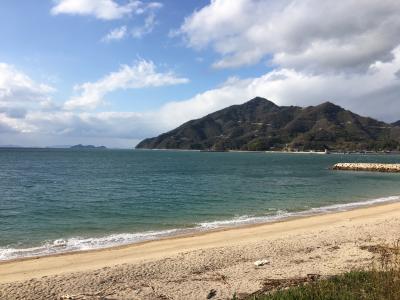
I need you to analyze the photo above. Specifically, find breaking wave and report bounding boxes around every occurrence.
[1,195,399,261]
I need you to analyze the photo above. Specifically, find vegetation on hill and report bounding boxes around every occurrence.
[137,97,400,151]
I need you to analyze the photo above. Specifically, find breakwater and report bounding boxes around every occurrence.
[333,163,400,173]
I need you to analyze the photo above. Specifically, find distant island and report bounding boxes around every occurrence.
[136,97,400,152]
[70,144,107,149]
[0,145,23,148]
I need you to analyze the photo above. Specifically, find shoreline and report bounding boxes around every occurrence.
[1,194,399,263]
[1,200,400,286]
[135,148,400,155]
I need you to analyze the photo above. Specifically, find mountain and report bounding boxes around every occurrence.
[393,120,400,127]
[136,97,400,151]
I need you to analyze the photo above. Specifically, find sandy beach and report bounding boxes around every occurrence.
[1,201,400,299]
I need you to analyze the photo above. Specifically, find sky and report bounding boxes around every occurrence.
[1,0,400,148]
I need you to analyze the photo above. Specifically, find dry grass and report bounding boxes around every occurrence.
[245,240,400,300]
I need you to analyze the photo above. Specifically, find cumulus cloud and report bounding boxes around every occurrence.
[131,13,157,38]
[156,47,400,128]
[63,60,189,110]
[0,63,55,129]
[51,0,162,20]
[102,11,161,42]
[52,1,163,42]
[178,0,400,72]
[5,0,400,147]
[102,26,127,42]
[4,46,400,147]
[0,60,188,144]
[0,63,54,103]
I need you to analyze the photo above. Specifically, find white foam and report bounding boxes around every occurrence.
[1,195,399,261]
[196,210,290,229]
[309,195,400,213]
[196,195,400,230]
[0,229,182,261]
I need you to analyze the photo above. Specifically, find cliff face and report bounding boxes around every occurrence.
[136,97,400,151]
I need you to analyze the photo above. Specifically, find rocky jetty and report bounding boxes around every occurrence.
[332,163,400,172]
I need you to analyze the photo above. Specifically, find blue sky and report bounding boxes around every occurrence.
[1,0,219,109]
[1,0,400,147]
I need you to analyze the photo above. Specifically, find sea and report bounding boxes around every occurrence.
[1,148,400,261]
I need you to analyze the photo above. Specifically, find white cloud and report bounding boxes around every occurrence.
[0,63,54,103]
[63,60,189,110]
[0,63,55,124]
[51,0,162,20]
[52,1,163,42]
[131,13,156,38]
[158,48,400,126]
[102,26,127,42]
[179,0,400,72]
[4,46,400,147]
[101,6,162,42]
[130,2,162,39]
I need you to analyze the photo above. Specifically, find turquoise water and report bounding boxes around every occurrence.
[1,148,400,260]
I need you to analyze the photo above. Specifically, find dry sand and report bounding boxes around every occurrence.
[1,202,400,300]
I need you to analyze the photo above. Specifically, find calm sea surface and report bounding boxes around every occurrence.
[1,148,400,260]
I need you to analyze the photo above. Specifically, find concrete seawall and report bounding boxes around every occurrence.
[332,163,400,173]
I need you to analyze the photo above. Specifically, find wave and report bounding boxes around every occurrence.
[1,195,399,261]
[0,229,184,261]
[196,209,290,229]
[197,195,400,229]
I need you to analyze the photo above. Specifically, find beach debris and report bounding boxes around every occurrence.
[254,259,270,267]
[248,277,311,298]
[328,245,340,252]
[60,295,73,300]
[206,289,217,299]
[360,244,400,255]
[307,273,321,281]
[59,287,115,299]
[291,259,306,264]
